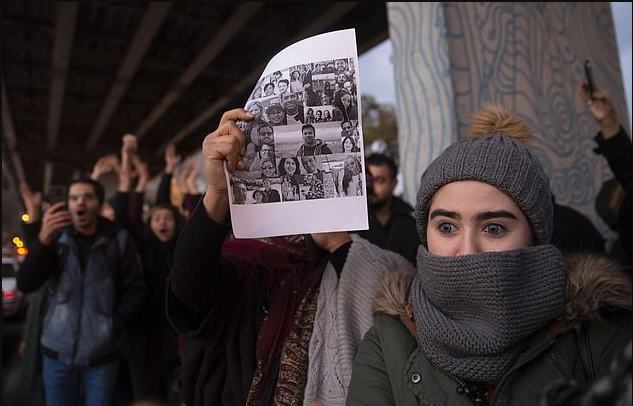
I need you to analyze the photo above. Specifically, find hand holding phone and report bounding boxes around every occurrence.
[584,60,595,100]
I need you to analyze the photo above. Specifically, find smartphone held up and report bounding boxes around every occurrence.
[584,60,595,100]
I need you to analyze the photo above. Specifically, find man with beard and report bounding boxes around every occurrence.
[17,178,146,406]
[357,153,420,265]
[296,124,333,156]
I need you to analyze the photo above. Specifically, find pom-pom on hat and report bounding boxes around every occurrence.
[415,105,553,246]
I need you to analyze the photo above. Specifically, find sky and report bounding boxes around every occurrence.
[359,2,632,130]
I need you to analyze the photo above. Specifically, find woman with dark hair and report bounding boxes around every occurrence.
[252,189,266,204]
[278,157,301,176]
[346,105,632,406]
[341,136,360,153]
[334,88,358,122]
[277,157,301,202]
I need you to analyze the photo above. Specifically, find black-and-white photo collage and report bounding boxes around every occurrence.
[230,57,363,205]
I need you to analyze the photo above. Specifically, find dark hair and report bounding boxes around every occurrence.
[341,136,357,152]
[253,189,265,201]
[260,158,276,175]
[150,203,185,231]
[366,153,398,179]
[264,82,275,90]
[67,178,105,205]
[278,157,301,176]
[278,79,289,86]
[258,123,273,133]
[341,120,352,129]
[301,123,315,133]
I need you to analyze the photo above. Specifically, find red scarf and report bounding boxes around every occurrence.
[223,236,324,406]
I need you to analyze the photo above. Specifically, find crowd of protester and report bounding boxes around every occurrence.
[12,77,631,406]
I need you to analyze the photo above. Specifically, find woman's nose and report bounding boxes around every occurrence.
[457,231,480,256]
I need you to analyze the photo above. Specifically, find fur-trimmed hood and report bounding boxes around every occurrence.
[373,253,632,329]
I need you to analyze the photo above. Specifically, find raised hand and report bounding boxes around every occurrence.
[202,108,252,192]
[131,154,150,192]
[91,154,120,180]
[200,108,253,221]
[578,82,620,138]
[18,181,43,222]
[122,133,138,155]
[164,144,182,174]
[38,202,72,246]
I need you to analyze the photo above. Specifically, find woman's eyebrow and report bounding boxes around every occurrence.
[476,210,518,221]
[429,209,459,220]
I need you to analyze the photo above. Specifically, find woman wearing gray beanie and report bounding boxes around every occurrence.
[346,105,632,406]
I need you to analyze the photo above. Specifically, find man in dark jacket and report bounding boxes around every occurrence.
[17,177,146,406]
[357,153,420,265]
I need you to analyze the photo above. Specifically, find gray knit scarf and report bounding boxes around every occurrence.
[411,245,565,383]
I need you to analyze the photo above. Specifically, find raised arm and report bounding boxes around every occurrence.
[17,202,72,293]
[579,83,632,189]
[167,108,252,325]
[183,155,204,215]
[156,143,182,206]
[127,153,149,240]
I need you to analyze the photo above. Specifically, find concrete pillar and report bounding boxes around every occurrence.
[388,2,630,245]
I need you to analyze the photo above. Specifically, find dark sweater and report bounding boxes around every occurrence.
[357,196,420,266]
[166,202,348,406]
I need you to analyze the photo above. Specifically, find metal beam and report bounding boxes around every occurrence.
[2,79,25,184]
[44,2,79,195]
[155,2,360,157]
[135,2,266,140]
[85,2,172,151]
[47,2,79,149]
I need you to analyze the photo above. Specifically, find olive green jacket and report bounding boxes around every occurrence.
[346,254,632,406]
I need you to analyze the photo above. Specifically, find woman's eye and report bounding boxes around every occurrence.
[438,222,455,234]
[484,223,505,235]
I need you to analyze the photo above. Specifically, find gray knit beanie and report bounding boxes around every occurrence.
[415,133,553,246]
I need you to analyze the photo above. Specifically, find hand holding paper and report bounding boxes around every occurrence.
[200,108,253,222]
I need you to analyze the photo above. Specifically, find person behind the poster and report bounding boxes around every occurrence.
[166,108,413,406]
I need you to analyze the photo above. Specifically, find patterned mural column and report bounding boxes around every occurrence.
[387,2,457,209]
[388,2,630,246]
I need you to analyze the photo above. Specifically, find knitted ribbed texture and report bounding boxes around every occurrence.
[411,245,565,383]
[415,134,553,246]
[303,234,413,406]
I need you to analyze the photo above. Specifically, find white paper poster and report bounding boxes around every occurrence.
[225,29,368,238]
